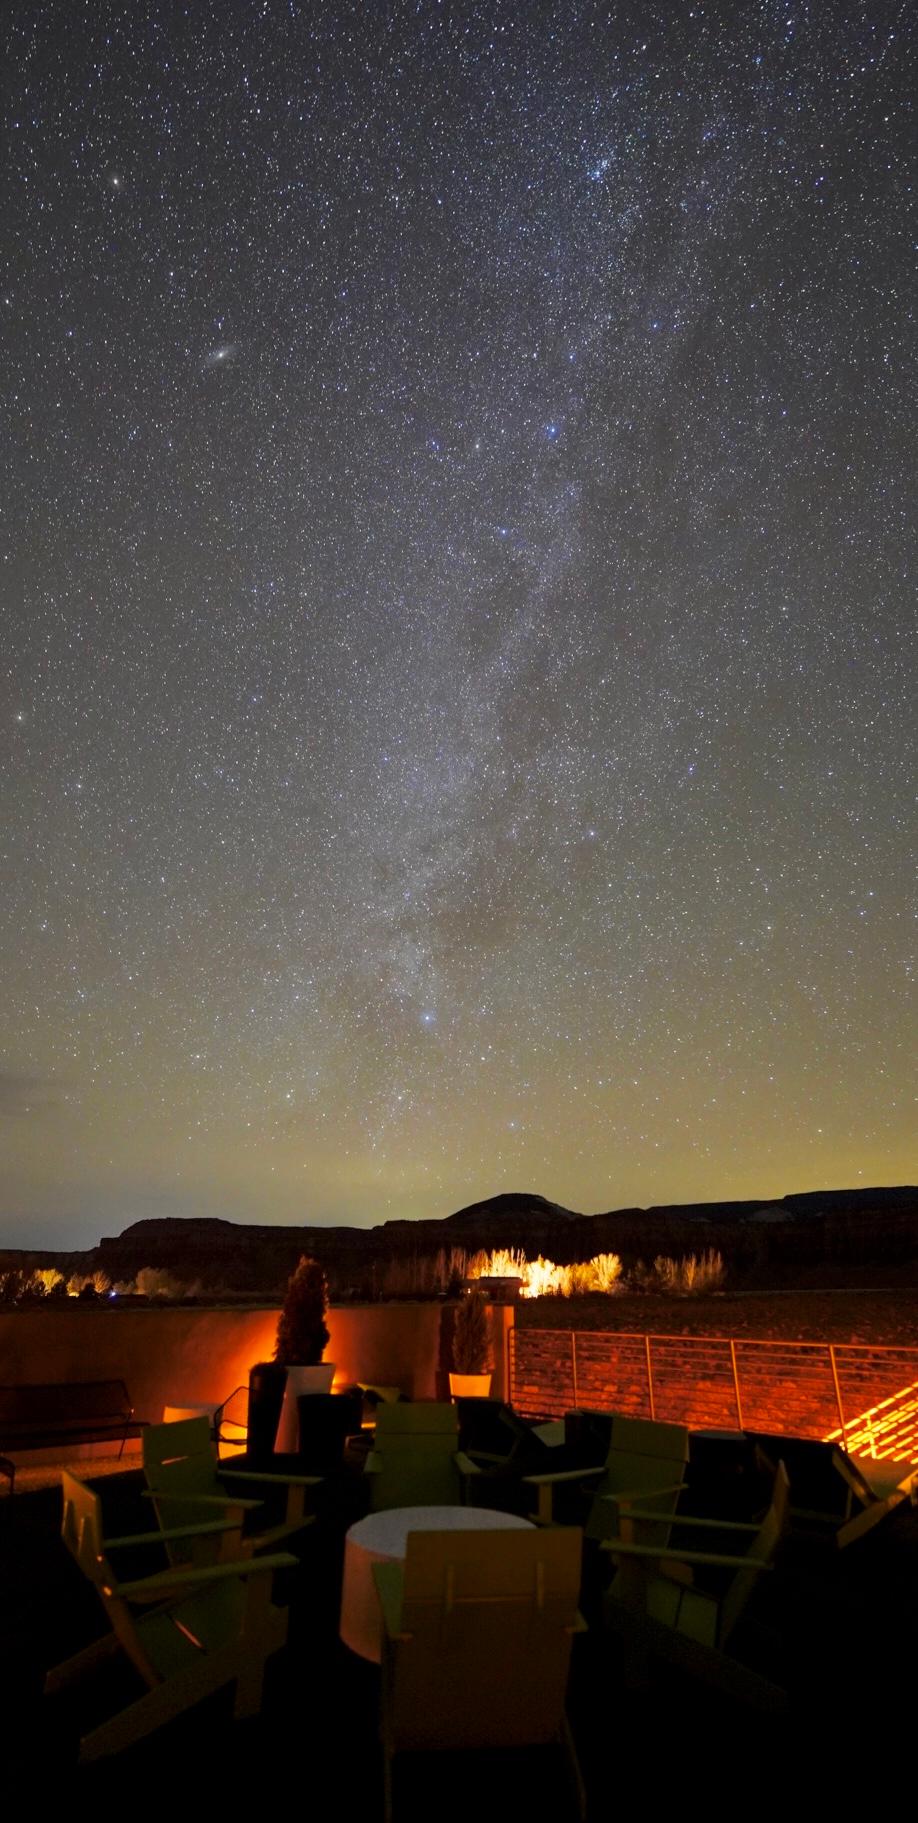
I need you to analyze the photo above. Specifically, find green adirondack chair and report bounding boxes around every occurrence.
[46,1470,297,1762]
[525,1413,690,1543]
[750,1430,918,1548]
[602,1459,791,1710]
[364,1402,482,1511]
[833,1450,918,1546]
[373,1526,587,1823]
[142,1415,321,1560]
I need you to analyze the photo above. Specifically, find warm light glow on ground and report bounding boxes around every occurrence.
[824,1380,918,1463]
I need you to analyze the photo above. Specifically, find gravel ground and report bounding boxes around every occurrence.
[515,1288,918,1347]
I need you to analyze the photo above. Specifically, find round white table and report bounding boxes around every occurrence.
[339,1504,534,1664]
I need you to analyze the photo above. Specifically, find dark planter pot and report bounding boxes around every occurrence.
[455,1396,507,1455]
[295,1391,361,1473]
[247,1361,287,1465]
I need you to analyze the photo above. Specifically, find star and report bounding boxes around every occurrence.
[0,1,911,1239]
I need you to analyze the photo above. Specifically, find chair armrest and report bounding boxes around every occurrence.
[831,1450,872,1500]
[526,1462,607,1524]
[455,1451,482,1477]
[523,1465,605,1487]
[114,1551,299,1599]
[601,1482,686,1511]
[219,1468,323,1489]
[611,1507,762,1532]
[372,1562,409,1641]
[602,1540,774,1570]
[106,1519,243,1548]
[142,1489,264,1512]
[250,1516,315,1550]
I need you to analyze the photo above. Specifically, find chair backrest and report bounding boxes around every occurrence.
[389,1527,582,1752]
[369,1403,462,1509]
[456,1399,551,1469]
[587,1416,689,1544]
[60,1470,161,1684]
[143,1414,216,1479]
[143,1416,223,1542]
[748,1432,849,1519]
[374,1403,458,1441]
[719,1460,790,1646]
[370,1439,461,1509]
[61,1468,108,1587]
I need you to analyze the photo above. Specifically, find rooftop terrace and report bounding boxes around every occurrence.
[2,1415,917,1809]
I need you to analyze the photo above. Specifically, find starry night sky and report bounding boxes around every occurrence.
[2,2,915,1247]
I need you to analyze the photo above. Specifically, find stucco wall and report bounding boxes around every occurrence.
[0,1299,509,1456]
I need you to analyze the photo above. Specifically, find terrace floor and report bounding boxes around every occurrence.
[1,1449,915,1812]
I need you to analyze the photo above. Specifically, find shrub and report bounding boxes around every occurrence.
[274,1255,330,1366]
[467,1247,525,1281]
[652,1250,725,1296]
[466,1247,623,1298]
[134,1266,184,1300]
[590,1252,624,1294]
[441,1245,469,1296]
[30,1268,65,1297]
[378,1249,469,1298]
[522,1256,572,1298]
[67,1270,112,1297]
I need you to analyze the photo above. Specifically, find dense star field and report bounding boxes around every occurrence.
[1,2,915,1244]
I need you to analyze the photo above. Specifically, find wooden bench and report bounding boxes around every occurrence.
[0,1380,147,1493]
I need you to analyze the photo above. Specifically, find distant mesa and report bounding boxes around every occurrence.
[117,1217,239,1238]
[4,1186,917,1296]
[442,1192,581,1227]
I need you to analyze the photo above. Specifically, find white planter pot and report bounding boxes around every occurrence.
[449,1373,492,1401]
[274,1363,336,1452]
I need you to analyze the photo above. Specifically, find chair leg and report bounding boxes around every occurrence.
[232,1661,266,1719]
[382,1744,394,1823]
[78,1658,231,1762]
[561,1713,587,1822]
[45,1631,121,1694]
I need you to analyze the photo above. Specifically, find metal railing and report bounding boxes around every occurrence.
[509,1326,918,1462]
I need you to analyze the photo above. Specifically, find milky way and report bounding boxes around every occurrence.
[1,2,915,1244]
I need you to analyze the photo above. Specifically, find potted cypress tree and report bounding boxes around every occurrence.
[448,1287,492,1399]
[249,1254,335,1451]
[271,1254,335,1452]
